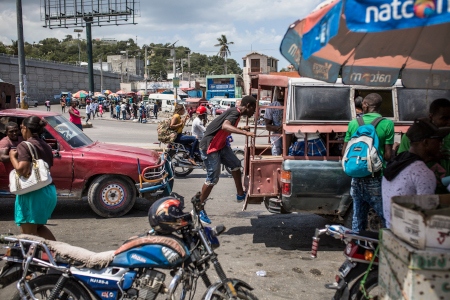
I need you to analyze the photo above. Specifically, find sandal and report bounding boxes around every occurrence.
[188,158,197,166]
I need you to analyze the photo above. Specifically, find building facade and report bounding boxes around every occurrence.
[242,52,278,95]
[107,55,144,80]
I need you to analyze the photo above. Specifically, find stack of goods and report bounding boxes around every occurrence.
[379,194,450,300]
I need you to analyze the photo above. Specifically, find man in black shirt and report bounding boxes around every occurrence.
[198,96,257,224]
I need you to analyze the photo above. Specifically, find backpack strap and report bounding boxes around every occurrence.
[356,116,365,127]
[370,117,384,128]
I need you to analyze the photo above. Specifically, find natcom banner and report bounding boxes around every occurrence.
[345,0,450,32]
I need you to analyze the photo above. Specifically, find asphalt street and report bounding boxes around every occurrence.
[0,105,344,299]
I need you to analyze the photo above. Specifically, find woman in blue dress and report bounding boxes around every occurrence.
[9,116,57,240]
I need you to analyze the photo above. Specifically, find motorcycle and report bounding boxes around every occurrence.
[0,192,258,300]
[311,225,380,300]
[166,136,244,177]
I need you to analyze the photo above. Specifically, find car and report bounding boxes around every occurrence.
[0,109,174,218]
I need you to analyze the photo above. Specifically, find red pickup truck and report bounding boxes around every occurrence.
[0,110,174,218]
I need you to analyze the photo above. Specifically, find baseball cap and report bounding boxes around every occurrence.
[406,118,450,143]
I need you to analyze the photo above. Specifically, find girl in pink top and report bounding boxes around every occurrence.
[68,101,85,130]
[98,104,103,117]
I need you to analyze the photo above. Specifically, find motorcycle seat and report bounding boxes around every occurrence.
[114,235,186,258]
[356,230,379,241]
[16,234,115,269]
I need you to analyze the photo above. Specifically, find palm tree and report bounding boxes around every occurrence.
[214,34,234,74]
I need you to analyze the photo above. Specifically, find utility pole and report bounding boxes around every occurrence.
[188,51,191,88]
[99,56,103,93]
[74,29,83,65]
[144,47,148,95]
[16,0,27,109]
[171,41,178,101]
[119,62,123,83]
[126,51,129,82]
[85,17,94,95]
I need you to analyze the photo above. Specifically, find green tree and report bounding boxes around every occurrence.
[214,34,234,74]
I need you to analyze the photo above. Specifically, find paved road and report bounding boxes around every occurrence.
[0,105,343,299]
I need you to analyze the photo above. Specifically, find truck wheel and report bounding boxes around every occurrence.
[88,175,136,218]
[264,197,291,214]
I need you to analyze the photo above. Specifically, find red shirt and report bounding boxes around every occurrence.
[70,107,82,125]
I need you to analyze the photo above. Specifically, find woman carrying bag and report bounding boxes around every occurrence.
[9,116,57,240]
[170,104,198,165]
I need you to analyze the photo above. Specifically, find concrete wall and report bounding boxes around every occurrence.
[0,54,141,104]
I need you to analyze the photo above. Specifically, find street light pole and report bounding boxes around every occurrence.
[99,56,103,93]
[16,0,27,109]
[74,29,83,66]
[144,47,148,95]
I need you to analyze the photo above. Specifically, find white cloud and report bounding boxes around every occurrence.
[0,0,323,67]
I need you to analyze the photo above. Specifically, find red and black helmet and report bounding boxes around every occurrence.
[148,197,192,234]
[196,106,207,115]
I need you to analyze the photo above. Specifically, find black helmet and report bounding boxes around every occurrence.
[148,196,192,234]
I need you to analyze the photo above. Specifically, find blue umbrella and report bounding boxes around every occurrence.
[280,0,450,89]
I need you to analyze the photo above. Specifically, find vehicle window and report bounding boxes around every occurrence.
[41,129,58,150]
[44,115,93,148]
[356,89,394,118]
[397,88,450,121]
[291,86,352,121]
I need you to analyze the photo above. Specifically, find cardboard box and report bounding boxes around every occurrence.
[379,229,450,300]
[390,194,450,250]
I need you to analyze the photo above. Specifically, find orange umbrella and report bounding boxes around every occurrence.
[116,90,125,95]
[73,90,88,98]
[103,90,112,94]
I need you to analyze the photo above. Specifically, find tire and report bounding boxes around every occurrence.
[170,151,194,177]
[202,285,259,300]
[263,197,291,214]
[88,175,136,218]
[349,270,380,300]
[12,274,90,300]
[225,149,245,175]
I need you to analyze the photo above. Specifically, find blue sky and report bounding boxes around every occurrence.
[0,0,323,68]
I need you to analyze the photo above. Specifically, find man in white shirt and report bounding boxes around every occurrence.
[192,106,207,141]
[120,103,127,120]
[382,118,450,228]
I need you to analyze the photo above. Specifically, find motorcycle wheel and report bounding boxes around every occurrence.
[12,274,91,300]
[170,151,194,177]
[202,285,259,300]
[348,270,380,300]
[225,149,245,175]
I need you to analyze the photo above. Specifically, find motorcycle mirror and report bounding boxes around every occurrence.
[212,224,226,237]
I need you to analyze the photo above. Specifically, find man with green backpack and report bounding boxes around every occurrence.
[342,93,394,232]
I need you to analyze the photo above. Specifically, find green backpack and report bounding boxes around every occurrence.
[157,119,178,143]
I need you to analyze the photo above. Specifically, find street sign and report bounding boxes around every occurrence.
[173,77,180,88]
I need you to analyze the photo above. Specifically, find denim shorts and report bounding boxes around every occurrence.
[200,146,241,185]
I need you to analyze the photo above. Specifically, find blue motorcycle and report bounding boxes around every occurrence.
[1,192,258,300]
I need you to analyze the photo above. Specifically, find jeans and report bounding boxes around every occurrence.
[200,147,241,185]
[175,134,197,158]
[270,135,282,155]
[350,177,385,232]
[122,111,127,120]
